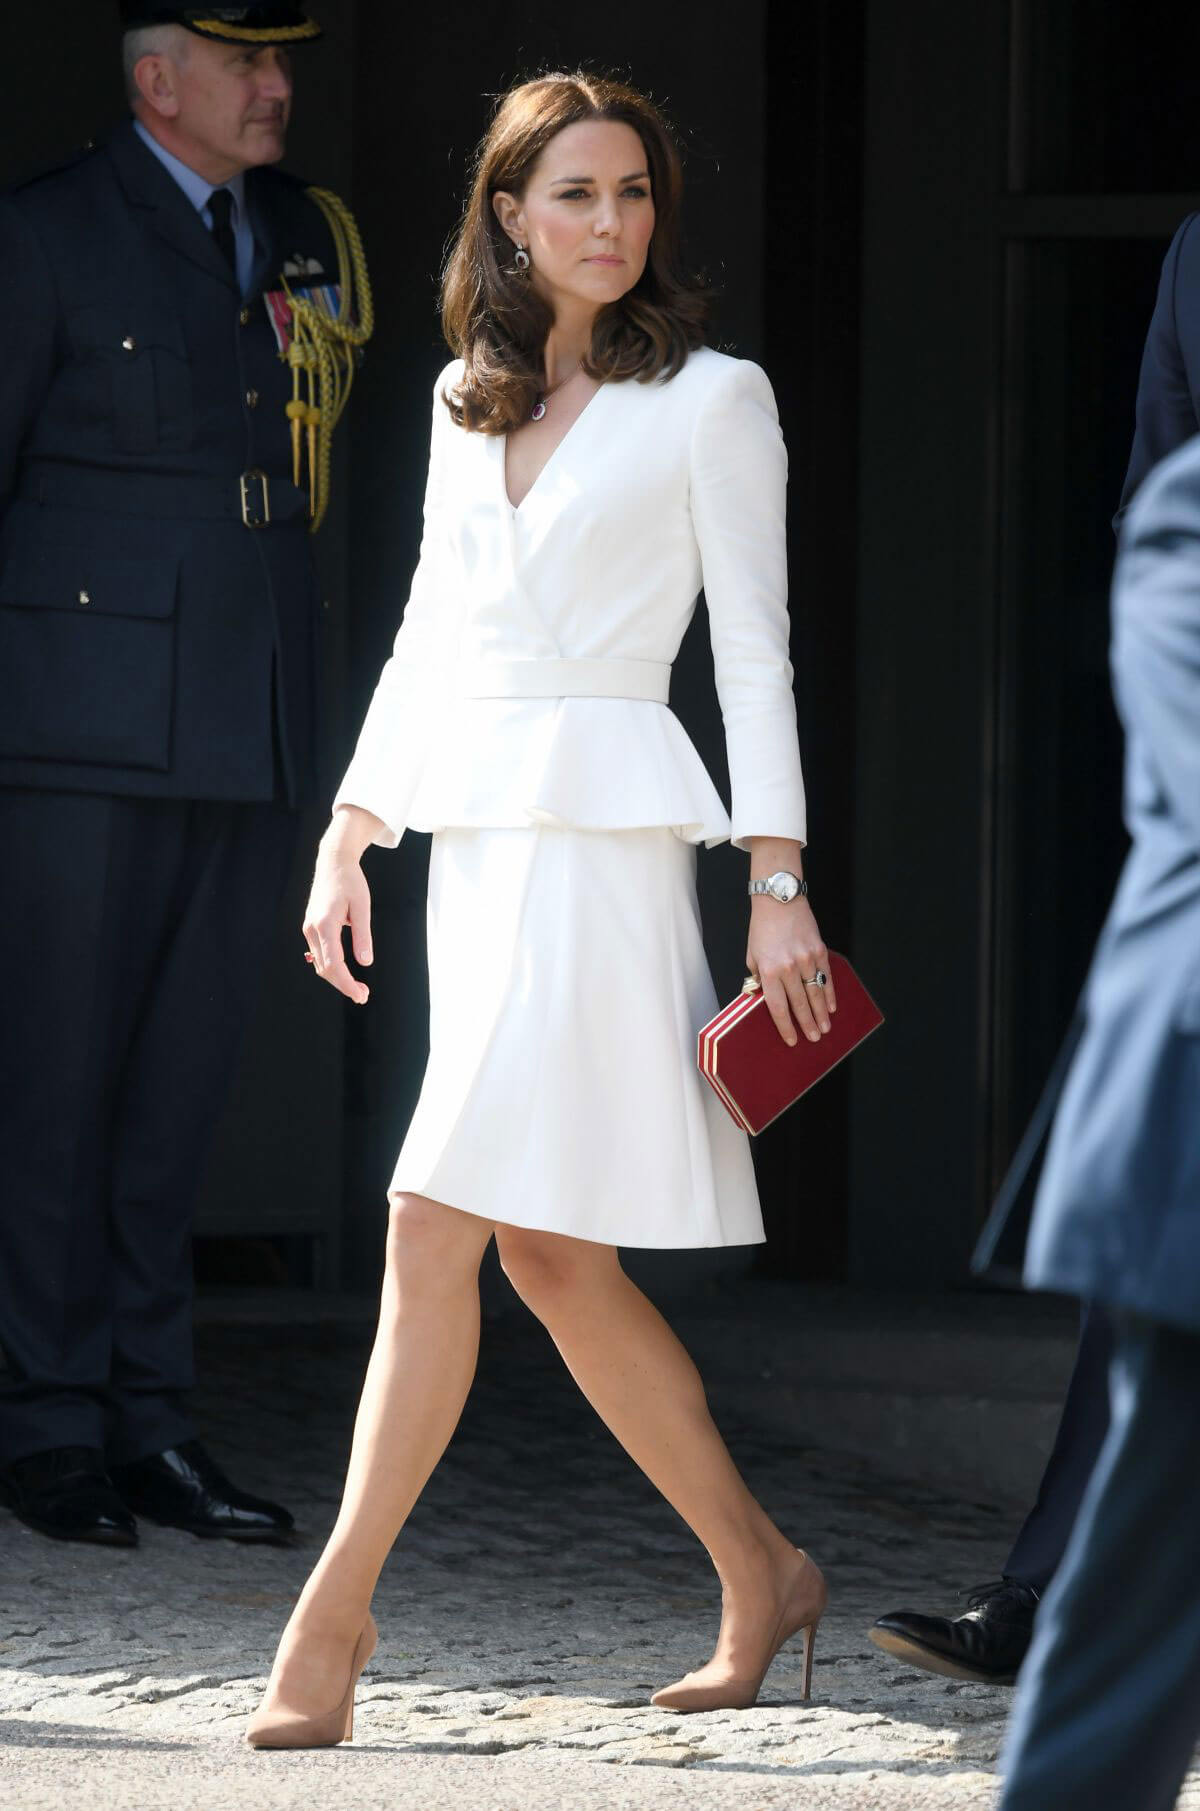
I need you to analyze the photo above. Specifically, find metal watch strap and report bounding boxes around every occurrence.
[748,873,808,900]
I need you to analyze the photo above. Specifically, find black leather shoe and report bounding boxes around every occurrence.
[868,1577,1040,1684]
[109,1440,294,1543]
[0,1446,138,1547]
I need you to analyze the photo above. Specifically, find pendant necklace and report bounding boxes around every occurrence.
[531,362,581,422]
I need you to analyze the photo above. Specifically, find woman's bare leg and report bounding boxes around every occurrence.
[494,1225,823,1694]
[256,1193,495,1715]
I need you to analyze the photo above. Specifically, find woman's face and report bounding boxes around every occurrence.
[494,118,656,316]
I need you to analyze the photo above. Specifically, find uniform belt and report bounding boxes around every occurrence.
[19,464,309,528]
[457,656,672,703]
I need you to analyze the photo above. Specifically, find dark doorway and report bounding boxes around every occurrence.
[9,3,1197,1298]
[850,0,1200,1286]
[985,0,1200,1202]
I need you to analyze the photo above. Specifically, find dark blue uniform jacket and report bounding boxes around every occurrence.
[1117,211,1200,527]
[1027,436,1200,1332]
[0,119,336,804]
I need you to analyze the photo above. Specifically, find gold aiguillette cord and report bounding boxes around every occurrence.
[278,189,375,532]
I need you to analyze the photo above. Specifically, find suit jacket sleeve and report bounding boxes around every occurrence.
[689,358,807,850]
[332,370,455,846]
[0,197,58,517]
[1115,215,1200,534]
[1111,444,1200,853]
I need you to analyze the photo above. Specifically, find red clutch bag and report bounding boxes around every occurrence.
[698,951,884,1135]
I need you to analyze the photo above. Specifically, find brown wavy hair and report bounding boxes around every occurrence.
[440,71,711,435]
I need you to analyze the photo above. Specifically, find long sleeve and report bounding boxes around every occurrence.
[689,358,807,849]
[0,198,58,517]
[333,370,458,846]
[1111,441,1200,854]
[1114,215,1200,534]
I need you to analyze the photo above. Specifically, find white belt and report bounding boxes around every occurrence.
[456,656,671,704]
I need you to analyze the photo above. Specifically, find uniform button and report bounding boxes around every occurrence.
[245,388,259,409]
[240,306,251,327]
[78,590,91,606]
[122,336,136,352]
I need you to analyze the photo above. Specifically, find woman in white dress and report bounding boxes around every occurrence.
[247,70,837,1749]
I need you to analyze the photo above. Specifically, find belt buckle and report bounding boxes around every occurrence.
[240,468,271,529]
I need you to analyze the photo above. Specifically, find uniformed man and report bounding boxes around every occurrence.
[0,3,362,1546]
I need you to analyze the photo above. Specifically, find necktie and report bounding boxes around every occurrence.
[208,187,237,276]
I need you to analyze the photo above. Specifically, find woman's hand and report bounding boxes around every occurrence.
[302,805,385,1004]
[746,882,837,1048]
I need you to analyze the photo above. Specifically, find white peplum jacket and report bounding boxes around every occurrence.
[333,345,807,852]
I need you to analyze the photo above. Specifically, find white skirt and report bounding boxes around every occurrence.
[390,825,764,1249]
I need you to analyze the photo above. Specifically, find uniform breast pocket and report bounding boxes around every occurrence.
[0,539,180,771]
[65,304,192,455]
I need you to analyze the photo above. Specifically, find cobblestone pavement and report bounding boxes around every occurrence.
[2,1305,1198,1811]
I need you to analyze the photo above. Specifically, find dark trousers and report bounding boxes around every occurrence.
[0,788,296,1465]
[1003,1300,1115,1592]
[999,1313,1200,1811]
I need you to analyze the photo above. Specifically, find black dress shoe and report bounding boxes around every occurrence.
[109,1439,294,1543]
[869,1577,1040,1684]
[0,1446,138,1547]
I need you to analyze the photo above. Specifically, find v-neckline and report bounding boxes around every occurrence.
[502,381,608,515]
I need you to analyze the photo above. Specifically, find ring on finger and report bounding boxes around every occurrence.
[803,969,829,988]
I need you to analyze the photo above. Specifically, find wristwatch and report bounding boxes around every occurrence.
[748,871,807,904]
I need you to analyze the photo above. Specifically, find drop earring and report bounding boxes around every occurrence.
[513,244,531,274]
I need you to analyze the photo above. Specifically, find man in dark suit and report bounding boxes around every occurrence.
[870,209,1200,1684]
[0,3,343,1546]
[997,432,1200,1811]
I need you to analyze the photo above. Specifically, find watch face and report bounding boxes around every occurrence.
[771,871,800,903]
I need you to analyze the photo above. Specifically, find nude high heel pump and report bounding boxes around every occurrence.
[246,1613,378,1750]
[651,1550,827,1713]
